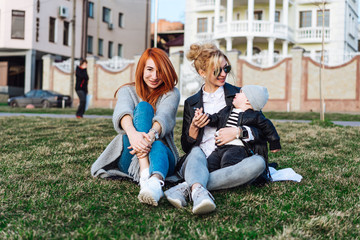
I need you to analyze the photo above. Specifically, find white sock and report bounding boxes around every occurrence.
[140,168,150,180]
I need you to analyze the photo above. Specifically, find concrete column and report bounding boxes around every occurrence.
[86,56,96,101]
[214,0,220,34]
[227,0,233,35]
[25,49,36,93]
[246,36,254,62]
[42,54,55,91]
[170,52,182,87]
[226,37,233,51]
[290,48,303,111]
[269,0,275,33]
[248,0,254,32]
[282,40,288,56]
[226,50,239,86]
[282,0,289,25]
[268,38,275,66]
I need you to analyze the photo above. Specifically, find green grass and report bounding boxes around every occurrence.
[1,104,360,121]
[1,116,359,239]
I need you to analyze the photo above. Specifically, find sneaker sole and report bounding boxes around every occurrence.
[192,199,216,215]
[166,196,185,209]
[138,191,159,206]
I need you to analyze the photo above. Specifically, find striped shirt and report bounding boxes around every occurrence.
[224,108,244,146]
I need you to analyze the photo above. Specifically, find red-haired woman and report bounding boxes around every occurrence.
[91,48,180,206]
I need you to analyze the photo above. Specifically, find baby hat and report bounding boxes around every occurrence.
[241,85,269,111]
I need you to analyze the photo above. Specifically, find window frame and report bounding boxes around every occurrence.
[87,35,93,54]
[118,12,124,28]
[63,21,70,46]
[117,43,123,57]
[299,10,312,28]
[49,17,56,43]
[316,9,329,27]
[98,38,103,56]
[197,17,208,33]
[11,10,25,39]
[102,7,111,23]
[108,41,113,58]
[88,1,94,18]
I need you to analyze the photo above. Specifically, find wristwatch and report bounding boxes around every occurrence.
[149,128,159,140]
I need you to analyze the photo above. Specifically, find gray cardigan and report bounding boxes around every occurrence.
[91,85,180,181]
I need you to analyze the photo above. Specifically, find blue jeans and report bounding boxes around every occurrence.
[180,146,265,191]
[117,101,175,180]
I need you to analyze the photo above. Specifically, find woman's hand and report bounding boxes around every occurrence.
[215,127,238,146]
[127,130,151,154]
[191,108,210,129]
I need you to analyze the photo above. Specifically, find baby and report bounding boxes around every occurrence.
[197,85,281,172]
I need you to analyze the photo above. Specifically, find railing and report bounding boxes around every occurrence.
[196,0,215,10]
[97,56,134,72]
[196,32,214,42]
[213,20,293,40]
[297,27,330,43]
[53,59,79,73]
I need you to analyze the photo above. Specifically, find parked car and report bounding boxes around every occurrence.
[8,90,72,108]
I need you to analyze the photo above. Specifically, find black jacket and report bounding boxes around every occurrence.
[75,66,89,93]
[178,83,272,183]
[180,83,260,153]
[208,106,281,161]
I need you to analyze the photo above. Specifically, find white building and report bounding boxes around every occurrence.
[0,0,150,99]
[184,0,359,67]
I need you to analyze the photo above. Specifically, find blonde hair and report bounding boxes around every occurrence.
[186,43,231,79]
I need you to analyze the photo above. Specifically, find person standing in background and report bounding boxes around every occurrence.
[75,59,89,118]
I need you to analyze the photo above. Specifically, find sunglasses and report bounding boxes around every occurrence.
[214,65,231,77]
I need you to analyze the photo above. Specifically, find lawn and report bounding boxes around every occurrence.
[0,116,359,239]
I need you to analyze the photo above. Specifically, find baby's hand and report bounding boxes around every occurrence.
[270,149,280,153]
[194,107,204,118]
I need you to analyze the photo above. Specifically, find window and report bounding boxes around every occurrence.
[197,18,208,33]
[317,10,329,27]
[49,17,56,42]
[88,1,94,18]
[63,21,69,46]
[118,13,123,27]
[11,10,25,39]
[254,11,263,20]
[87,36,93,53]
[275,11,280,22]
[103,7,111,23]
[118,44,123,57]
[98,38,103,56]
[108,41,113,58]
[299,11,312,28]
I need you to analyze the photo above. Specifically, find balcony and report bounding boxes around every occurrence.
[210,20,294,41]
[196,0,215,11]
[296,27,330,43]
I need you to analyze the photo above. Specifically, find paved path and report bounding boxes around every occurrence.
[1,112,360,127]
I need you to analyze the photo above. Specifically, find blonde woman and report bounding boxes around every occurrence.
[165,43,266,214]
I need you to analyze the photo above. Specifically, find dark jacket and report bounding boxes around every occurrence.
[208,106,281,161]
[178,83,273,183]
[75,66,89,93]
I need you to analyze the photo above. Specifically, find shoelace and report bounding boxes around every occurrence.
[177,184,191,200]
[191,185,215,202]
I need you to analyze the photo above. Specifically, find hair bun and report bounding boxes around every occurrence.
[186,43,203,61]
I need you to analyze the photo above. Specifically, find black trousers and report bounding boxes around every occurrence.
[76,90,87,117]
[207,145,249,172]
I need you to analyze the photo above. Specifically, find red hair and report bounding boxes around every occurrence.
[115,48,178,110]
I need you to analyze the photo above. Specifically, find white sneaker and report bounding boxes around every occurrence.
[138,176,164,206]
[192,185,216,215]
[164,182,190,208]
